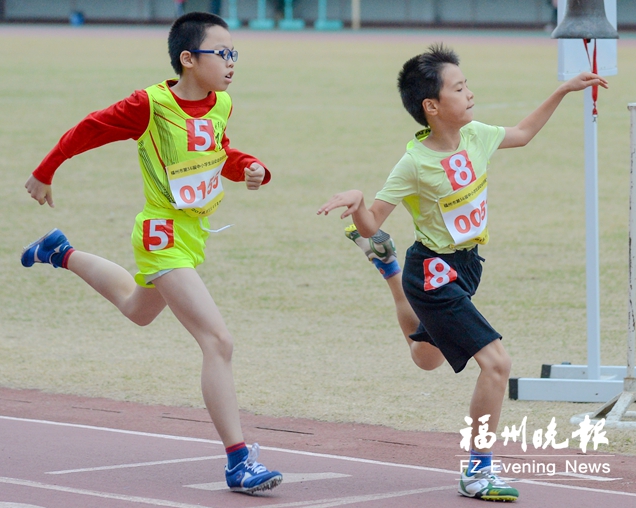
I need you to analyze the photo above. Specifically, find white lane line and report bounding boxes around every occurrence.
[0,415,453,475]
[259,486,457,508]
[2,415,634,497]
[0,476,216,508]
[46,455,226,475]
[0,503,47,508]
[263,444,455,475]
[187,472,350,491]
[0,415,222,444]
[519,478,636,497]
[551,472,621,482]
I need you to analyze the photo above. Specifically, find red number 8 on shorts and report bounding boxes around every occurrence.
[424,257,457,291]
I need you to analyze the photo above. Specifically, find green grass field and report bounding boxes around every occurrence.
[2,25,636,454]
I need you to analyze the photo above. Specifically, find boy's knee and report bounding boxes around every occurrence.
[218,333,234,359]
[476,340,511,379]
[130,315,157,327]
[410,343,444,371]
[496,354,512,377]
[203,331,234,359]
[489,352,512,381]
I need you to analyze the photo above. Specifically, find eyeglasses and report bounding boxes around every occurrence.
[190,48,238,62]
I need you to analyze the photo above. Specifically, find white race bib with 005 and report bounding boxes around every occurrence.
[438,172,488,245]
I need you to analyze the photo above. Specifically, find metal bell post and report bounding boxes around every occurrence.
[509,0,621,405]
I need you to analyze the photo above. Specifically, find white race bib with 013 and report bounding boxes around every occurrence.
[166,149,227,217]
[438,172,488,245]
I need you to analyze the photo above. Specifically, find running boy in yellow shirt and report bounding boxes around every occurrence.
[318,43,608,502]
[22,12,282,494]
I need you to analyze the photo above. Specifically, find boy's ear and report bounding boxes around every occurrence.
[422,98,438,118]
[180,50,195,70]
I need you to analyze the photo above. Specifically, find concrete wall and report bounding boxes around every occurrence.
[293,0,553,26]
[3,0,636,28]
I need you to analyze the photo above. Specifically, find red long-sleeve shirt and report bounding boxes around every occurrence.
[33,84,270,186]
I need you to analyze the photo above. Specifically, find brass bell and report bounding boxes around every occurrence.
[551,0,619,39]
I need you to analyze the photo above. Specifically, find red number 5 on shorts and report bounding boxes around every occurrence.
[143,219,174,251]
[424,257,457,291]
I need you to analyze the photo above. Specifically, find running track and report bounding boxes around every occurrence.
[2,388,636,507]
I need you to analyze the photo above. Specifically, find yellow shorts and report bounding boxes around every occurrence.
[131,204,210,287]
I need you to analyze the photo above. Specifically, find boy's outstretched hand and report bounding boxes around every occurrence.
[25,175,54,208]
[317,189,364,219]
[244,163,265,190]
[563,72,609,93]
[500,71,610,150]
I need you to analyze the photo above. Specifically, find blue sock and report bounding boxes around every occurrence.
[466,449,492,476]
[226,442,248,469]
[371,258,401,279]
[51,246,74,269]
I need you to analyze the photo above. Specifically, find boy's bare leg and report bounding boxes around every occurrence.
[67,252,243,446]
[66,251,167,326]
[153,268,244,448]
[469,339,512,452]
[385,271,445,371]
[26,239,280,490]
[346,225,445,371]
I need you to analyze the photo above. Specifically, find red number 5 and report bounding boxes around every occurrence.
[186,119,215,152]
[143,219,174,251]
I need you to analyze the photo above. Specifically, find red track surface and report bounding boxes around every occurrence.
[1,387,636,507]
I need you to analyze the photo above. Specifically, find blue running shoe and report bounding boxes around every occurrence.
[21,229,73,269]
[225,443,283,494]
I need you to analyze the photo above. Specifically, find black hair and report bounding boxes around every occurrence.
[168,12,229,75]
[397,43,460,127]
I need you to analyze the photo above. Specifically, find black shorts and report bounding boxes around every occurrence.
[402,241,501,373]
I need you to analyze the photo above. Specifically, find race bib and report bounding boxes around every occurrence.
[166,150,226,217]
[438,172,488,245]
[424,257,457,291]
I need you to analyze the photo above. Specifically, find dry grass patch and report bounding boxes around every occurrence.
[2,27,636,454]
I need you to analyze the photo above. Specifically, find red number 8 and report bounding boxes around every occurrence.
[424,257,457,291]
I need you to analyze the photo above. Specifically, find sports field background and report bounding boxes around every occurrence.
[2,25,636,454]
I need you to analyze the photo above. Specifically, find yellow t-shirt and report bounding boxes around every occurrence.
[375,121,505,254]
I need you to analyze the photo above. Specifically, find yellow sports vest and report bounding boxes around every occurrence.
[137,81,232,217]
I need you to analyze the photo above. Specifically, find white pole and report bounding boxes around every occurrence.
[627,103,636,385]
[584,87,602,380]
[351,0,360,30]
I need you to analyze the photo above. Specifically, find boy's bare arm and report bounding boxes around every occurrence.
[317,191,396,237]
[499,72,609,149]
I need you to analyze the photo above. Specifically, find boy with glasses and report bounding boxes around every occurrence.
[318,43,608,502]
[22,12,282,494]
